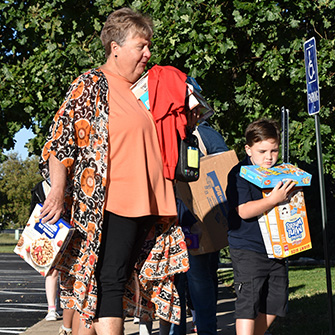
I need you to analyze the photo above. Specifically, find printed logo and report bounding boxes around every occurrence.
[273,244,282,257]
[284,215,305,243]
[206,171,228,217]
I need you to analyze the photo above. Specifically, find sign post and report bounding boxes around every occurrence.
[281,106,289,163]
[304,37,320,115]
[304,37,334,335]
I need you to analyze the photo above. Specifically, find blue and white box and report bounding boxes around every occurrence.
[240,163,312,189]
[14,203,74,276]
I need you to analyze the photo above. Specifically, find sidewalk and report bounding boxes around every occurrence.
[22,284,236,335]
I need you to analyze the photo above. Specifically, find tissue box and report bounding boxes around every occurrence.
[186,83,214,124]
[258,187,312,258]
[186,76,203,92]
[240,163,312,188]
[14,204,74,276]
[130,72,150,109]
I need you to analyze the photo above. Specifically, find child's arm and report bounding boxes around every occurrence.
[237,180,296,220]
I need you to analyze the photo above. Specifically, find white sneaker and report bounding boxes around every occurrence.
[45,309,60,321]
[59,326,72,335]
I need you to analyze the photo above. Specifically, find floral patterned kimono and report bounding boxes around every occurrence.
[40,68,189,326]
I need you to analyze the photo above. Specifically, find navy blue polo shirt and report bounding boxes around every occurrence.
[226,156,267,254]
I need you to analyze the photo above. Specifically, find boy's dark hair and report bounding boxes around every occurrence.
[245,118,280,146]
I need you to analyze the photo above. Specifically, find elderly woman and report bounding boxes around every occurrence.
[40,7,196,335]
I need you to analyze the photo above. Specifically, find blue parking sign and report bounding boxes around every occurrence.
[304,37,320,115]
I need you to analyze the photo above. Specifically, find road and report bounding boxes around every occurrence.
[0,253,236,335]
[0,253,47,335]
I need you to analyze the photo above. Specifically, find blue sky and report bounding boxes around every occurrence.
[7,128,35,160]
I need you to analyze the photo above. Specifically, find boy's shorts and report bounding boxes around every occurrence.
[230,248,288,319]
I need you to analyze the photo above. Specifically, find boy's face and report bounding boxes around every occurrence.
[245,139,279,168]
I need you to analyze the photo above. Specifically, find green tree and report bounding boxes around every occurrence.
[144,0,335,170]
[1,0,335,258]
[0,153,42,229]
[0,0,106,158]
[1,0,334,176]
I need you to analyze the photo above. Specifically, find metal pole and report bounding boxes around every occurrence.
[281,106,290,316]
[281,107,290,163]
[314,113,334,335]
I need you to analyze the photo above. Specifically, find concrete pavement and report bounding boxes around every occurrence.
[22,284,236,334]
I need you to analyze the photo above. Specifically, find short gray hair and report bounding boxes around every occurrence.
[100,8,153,59]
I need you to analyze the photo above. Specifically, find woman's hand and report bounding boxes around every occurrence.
[39,154,67,224]
[39,189,65,224]
[186,106,201,130]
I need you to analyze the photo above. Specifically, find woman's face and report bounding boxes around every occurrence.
[112,32,151,83]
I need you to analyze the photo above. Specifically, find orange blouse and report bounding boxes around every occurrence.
[102,69,176,218]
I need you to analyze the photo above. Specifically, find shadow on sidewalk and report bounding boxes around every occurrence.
[124,285,236,335]
[22,285,236,334]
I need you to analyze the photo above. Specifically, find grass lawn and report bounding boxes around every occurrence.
[219,265,335,335]
[0,233,17,253]
[270,265,335,335]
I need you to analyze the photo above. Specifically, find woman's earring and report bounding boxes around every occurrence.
[115,54,118,58]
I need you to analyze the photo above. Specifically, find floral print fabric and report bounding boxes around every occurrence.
[40,68,189,326]
[124,224,189,324]
[40,68,109,324]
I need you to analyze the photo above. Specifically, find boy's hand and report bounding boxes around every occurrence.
[268,179,296,205]
[237,179,296,220]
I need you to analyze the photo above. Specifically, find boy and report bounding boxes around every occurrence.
[226,119,295,335]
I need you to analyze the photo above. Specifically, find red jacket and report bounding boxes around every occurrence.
[148,65,188,180]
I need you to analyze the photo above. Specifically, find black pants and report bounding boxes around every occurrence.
[95,210,156,318]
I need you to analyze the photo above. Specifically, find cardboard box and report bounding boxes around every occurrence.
[14,204,74,276]
[240,163,312,188]
[258,187,312,258]
[176,150,239,255]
